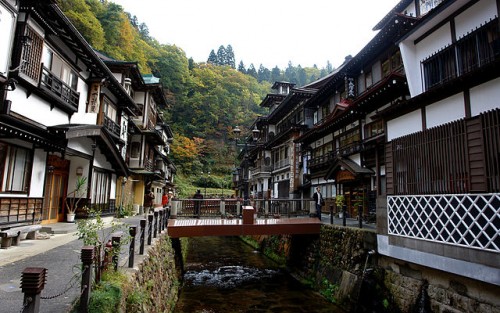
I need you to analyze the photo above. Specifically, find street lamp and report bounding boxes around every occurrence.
[201,171,210,198]
[232,125,260,205]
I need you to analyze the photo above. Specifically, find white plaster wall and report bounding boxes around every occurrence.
[387,109,422,141]
[68,137,94,156]
[0,2,16,76]
[470,77,500,116]
[69,72,98,125]
[426,93,465,128]
[399,41,421,96]
[350,153,361,165]
[93,146,113,170]
[401,23,452,97]
[110,174,116,200]
[29,149,47,197]
[454,0,497,39]
[7,86,69,126]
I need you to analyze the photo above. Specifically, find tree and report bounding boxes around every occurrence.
[257,64,271,83]
[237,61,246,74]
[247,63,257,79]
[59,0,105,49]
[207,49,217,64]
[271,66,282,82]
[216,45,227,66]
[225,45,236,68]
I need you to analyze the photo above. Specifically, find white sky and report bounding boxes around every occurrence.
[112,0,399,69]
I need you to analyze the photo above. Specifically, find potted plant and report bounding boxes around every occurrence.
[335,195,345,218]
[65,176,87,222]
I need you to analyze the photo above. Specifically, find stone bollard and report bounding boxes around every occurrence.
[147,214,153,245]
[111,233,121,271]
[80,246,95,313]
[342,204,347,227]
[358,204,363,229]
[159,209,164,232]
[153,210,159,238]
[21,267,46,313]
[128,226,137,268]
[139,219,146,254]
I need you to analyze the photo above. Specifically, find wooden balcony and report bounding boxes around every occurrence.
[39,66,79,112]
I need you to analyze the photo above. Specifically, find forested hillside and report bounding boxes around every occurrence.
[58,0,332,189]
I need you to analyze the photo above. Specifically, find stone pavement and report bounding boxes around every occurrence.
[0,215,147,313]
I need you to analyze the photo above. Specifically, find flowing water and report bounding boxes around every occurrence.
[174,236,343,313]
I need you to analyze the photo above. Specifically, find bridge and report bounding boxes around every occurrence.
[167,200,322,237]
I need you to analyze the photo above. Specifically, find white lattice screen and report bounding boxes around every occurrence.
[388,194,500,253]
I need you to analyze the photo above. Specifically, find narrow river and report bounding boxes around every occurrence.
[174,236,343,313]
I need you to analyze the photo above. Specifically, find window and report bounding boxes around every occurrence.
[103,98,117,122]
[92,169,111,211]
[365,120,384,139]
[365,71,372,88]
[0,142,32,192]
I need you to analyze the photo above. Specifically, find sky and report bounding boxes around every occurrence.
[112,0,400,70]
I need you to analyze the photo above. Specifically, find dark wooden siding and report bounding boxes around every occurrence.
[386,109,499,195]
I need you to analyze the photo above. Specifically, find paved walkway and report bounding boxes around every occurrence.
[0,214,373,313]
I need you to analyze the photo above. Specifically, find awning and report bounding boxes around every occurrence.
[324,157,374,182]
[62,125,128,177]
[0,115,65,151]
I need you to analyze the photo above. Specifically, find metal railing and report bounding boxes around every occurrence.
[171,198,314,218]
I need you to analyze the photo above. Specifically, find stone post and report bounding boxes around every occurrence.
[128,226,137,268]
[139,219,146,254]
[147,214,153,245]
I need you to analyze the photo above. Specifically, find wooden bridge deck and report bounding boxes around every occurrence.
[167,217,321,238]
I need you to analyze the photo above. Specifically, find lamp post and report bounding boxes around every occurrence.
[201,171,210,198]
[232,125,260,206]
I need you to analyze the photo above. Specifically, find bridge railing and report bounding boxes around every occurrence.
[171,198,314,218]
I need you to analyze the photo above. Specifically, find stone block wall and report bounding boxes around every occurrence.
[127,234,180,312]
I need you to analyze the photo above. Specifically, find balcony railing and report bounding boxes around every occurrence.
[40,66,79,111]
[273,158,290,170]
[309,142,363,168]
[103,116,121,138]
[422,18,499,90]
[250,165,272,176]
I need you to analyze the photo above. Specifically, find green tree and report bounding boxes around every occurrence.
[207,49,217,64]
[237,61,246,74]
[225,45,236,68]
[271,66,282,82]
[247,63,257,79]
[216,45,227,66]
[257,64,271,83]
[58,0,105,49]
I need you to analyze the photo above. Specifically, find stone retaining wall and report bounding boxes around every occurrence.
[245,224,500,312]
[125,234,180,312]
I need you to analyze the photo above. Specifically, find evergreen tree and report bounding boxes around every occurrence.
[216,45,227,66]
[257,64,271,83]
[237,61,246,74]
[297,65,306,86]
[271,66,282,82]
[225,44,236,68]
[326,60,333,73]
[284,61,297,83]
[207,49,217,64]
[247,63,258,79]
